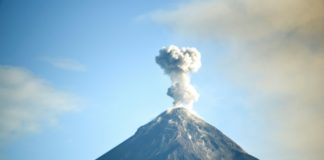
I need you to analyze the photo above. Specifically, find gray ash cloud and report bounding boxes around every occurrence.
[156,45,201,108]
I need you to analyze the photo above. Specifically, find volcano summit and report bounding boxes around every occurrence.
[97,107,258,160]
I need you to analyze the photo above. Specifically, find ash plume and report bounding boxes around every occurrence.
[156,45,201,108]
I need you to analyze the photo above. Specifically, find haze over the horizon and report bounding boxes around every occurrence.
[153,0,324,159]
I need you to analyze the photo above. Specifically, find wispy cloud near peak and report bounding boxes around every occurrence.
[46,58,87,72]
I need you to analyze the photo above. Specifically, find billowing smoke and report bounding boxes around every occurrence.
[156,45,201,108]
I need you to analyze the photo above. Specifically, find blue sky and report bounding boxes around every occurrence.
[0,0,240,159]
[1,0,323,160]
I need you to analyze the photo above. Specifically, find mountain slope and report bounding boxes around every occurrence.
[97,107,258,160]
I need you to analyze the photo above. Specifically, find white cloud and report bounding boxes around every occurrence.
[153,0,324,43]
[153,0,324,159]
[48,58,87,72]
[0,66,79,142]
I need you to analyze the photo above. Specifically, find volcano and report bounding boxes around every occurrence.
[97,107,258,160]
